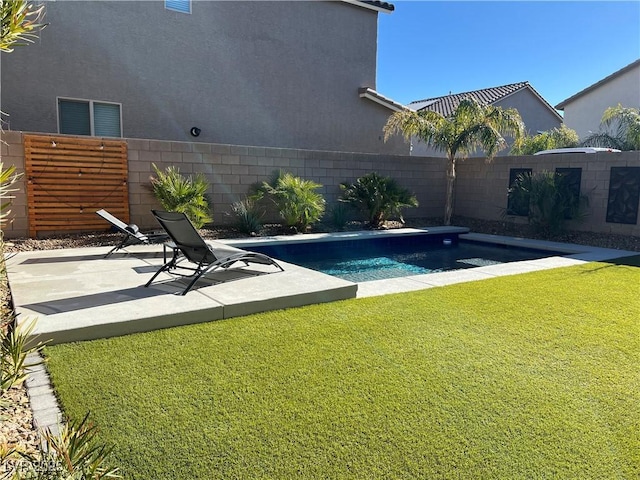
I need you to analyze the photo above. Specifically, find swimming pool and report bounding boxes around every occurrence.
[248,233,564,283]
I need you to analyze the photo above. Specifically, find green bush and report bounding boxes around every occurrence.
[149,164,212,228]
[507,170,589,237]
[260,172,325,232]
[339,172,418,228]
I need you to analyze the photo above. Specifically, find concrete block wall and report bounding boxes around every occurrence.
[0,131,28,238]
[455,151,640,235]
[127,139,448,230]
[3,131,639,238]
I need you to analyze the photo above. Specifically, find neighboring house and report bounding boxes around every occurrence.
[555,59,640,141]
[1,0,409,155]
[407,82,563,157]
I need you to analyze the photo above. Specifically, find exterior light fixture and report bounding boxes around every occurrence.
[190,127,201,137]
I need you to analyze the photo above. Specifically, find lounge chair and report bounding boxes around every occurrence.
[96,209,169,258]
[145,210,283,295]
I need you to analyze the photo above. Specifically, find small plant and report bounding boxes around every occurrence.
[149,164,212,228]
[260,172,325,233]
[328,203,349,231]
[14,413,121,479]
[339,172,418,228]
[1,162,22,232]
[1,319,44,395]
[228,197,264,235]
[506,170,589,237]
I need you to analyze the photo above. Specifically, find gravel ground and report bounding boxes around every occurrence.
[5,216,640,253]
[1,216,638,471]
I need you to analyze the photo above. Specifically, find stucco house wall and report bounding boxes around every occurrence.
[0,0,406,154]
[557,60,640,140]
[410,88,562,157]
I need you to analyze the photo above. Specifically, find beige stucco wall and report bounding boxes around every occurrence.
[561,63,640,140]
[0,1,407,155]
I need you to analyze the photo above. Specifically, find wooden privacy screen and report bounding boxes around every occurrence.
[24,134,129,237]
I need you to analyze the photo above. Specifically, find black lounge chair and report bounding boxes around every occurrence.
[96,209,169,258]
[145,210,283,295]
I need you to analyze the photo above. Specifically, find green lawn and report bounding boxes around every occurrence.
[45,261,640,479]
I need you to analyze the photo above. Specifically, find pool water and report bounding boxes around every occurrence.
[249,236,563,283]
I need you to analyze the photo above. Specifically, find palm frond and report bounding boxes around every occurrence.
[0,0,46,53]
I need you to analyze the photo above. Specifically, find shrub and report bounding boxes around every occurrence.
[0,162,22,233]
[506,170,589,237]
[339,172,418,228]
[149,164,212,228]
[14,413,121,479]
[1,319,44,395]
[260,172,325,232]
[328,203,349,231]
[581,104,640,151]
[228,197,264,235]
[510,125,579,155]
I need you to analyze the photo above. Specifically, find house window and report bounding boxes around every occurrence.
[58,99,122,137]
[165,0,191,14]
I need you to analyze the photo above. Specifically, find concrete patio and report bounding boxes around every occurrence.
[5,229,637,345]
[6,244,357,345]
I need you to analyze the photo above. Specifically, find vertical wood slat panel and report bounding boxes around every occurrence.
[24,134,129,237]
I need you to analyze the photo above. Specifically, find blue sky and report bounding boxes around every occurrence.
[376,1,640,108]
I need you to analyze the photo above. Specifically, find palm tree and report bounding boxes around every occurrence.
[0,0,46,53]
[384,98,524,225]
[582,104,640,151]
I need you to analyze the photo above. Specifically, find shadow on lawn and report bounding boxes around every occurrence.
[580,254,640,274]
[605,255,640,267]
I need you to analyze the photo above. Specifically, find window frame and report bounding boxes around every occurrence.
[57,97,123,138]
[165,0,191,14]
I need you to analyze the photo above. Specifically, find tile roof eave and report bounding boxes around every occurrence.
[408,82,562,122]
[358,87,411,112]
[342,0,395,14]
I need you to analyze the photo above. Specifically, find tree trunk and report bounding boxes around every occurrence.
[443,157,456,226]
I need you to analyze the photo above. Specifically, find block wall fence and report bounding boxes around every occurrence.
[2,130,639,238]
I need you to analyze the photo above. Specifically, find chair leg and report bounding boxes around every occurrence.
[144,255,180,288]
[104,236,128,258]
[180,261,217,295]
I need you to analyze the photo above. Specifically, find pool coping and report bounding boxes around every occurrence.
[226,228,638,297]
[224,226,471,248]
[356,232,638,297]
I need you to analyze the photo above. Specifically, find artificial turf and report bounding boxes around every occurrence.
[44,260,640,479]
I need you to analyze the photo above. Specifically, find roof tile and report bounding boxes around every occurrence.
[409,82,530,116]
